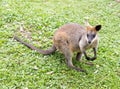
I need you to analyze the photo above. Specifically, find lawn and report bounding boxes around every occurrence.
[0,0,120,89]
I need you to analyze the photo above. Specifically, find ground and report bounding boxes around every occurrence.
[0,0,120,89]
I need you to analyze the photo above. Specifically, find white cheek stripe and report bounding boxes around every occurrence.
[85,35,88,43]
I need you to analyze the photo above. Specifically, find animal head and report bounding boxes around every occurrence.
[85,20,102,44]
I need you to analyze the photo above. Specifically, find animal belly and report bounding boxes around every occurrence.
[69,43,80,52]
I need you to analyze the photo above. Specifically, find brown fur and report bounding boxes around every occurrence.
[14,22,101,73]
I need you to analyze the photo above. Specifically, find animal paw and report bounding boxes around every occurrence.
[86,57,91,60]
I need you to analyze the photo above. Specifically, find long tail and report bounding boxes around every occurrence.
[14,36,56,55]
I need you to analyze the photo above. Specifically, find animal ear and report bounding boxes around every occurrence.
[84,19,90,26]
[95,25,102,31]
[84,19,93,30]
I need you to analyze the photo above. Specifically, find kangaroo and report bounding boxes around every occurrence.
[14,20,101,72]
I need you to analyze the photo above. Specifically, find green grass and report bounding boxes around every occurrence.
[0,0,120,89]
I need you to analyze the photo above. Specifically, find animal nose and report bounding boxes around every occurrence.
[88,41,91,44]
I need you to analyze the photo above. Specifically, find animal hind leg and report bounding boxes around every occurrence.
[63,48,85,72]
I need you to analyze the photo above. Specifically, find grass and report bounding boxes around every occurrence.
[0,0,120,89]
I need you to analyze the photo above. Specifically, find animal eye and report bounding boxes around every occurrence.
[93,34,96,38]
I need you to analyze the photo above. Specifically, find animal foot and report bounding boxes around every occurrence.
[85,62,94,66]
[86,57,91,60]
[74,67,87,74]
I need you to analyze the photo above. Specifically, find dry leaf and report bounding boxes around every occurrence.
[33,66,38,70]
[46,71,54,75]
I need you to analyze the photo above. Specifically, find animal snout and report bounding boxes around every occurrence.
[88,41,91,44]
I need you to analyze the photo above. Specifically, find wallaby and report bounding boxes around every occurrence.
[14,20,101,72]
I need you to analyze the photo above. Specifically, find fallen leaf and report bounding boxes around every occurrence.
[46,71,54,75]
[33,66,38,70]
